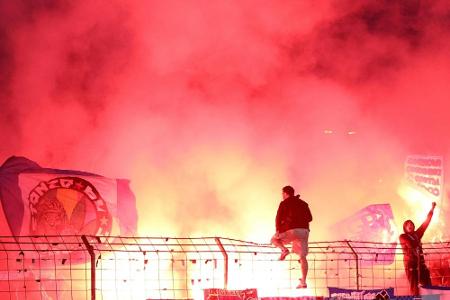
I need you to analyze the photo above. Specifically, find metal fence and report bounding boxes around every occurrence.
[0,236,449,299]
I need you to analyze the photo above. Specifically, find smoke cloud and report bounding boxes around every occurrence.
[1,0,449,241]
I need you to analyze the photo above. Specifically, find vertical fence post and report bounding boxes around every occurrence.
[345,240,360,290]
[81,236,96,300]
[214,237,228,289]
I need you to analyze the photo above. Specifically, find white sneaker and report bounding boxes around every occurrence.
[296,279,307,289]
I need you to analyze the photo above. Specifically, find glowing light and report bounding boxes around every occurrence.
[323,129,334,134]
[381,219,399,244]
[397,183,441,237]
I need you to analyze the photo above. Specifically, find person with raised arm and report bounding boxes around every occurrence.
[399,202,436,296]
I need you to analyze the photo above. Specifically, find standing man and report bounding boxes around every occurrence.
[399,202,436,296]
[271,185,313,289]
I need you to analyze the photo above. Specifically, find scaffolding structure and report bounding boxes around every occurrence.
[0,235,448,299]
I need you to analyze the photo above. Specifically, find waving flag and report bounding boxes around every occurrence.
[332,203,398,265]
[0,156,137,237]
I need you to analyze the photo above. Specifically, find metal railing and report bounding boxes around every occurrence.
[0,236,448,299]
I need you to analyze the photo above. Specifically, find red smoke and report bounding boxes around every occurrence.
[1,0,449,241]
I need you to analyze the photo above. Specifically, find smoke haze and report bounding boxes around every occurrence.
[1,0,450,241]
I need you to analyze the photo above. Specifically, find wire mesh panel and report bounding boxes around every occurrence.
[0,236,448,299]
[90,237,226,300]
[307,241,359,296]
[0,236,91,300]
[423,242,450,287]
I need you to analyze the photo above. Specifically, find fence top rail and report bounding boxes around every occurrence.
[0,236,448,254]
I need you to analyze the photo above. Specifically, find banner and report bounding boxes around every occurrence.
[332,204,397,264]
[203,288,258,300]
[259,296,328,300]
[421,285,450,300]
[0,156,137,238]
[328,287,394,299]
[405,155,443,200]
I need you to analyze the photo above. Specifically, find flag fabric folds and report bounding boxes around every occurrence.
[333,203,397,242]
[332,203,397,265]
[0,156,137,237]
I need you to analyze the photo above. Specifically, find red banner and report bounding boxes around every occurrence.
[203,288,257,300]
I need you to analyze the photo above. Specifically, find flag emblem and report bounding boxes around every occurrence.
[29,176,112,236]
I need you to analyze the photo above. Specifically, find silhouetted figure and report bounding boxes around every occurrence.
[271,185,312,289]
[399,202,436,296]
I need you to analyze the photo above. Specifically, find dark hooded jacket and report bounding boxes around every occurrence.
[399,209,433,266]
[275,195,312,233]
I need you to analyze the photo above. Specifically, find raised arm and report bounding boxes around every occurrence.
[416,202,436,239]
